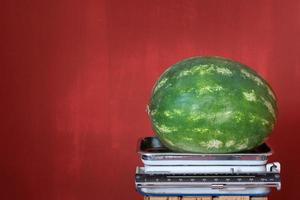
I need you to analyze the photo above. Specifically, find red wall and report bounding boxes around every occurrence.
[1,0,299,199]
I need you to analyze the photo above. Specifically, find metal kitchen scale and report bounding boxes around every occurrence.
[135,137,281,197]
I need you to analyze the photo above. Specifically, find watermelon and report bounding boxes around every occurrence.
[148,56,277,153]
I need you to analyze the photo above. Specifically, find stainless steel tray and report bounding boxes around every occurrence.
[138,137,272,166]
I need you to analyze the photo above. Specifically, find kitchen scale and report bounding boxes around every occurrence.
[135,137,281,197]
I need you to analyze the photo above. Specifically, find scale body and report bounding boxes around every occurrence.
[135,137,281,197]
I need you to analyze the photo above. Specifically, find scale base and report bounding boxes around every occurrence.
[144,196,267,200]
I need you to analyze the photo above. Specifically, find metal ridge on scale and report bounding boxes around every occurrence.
[135,137,281,197]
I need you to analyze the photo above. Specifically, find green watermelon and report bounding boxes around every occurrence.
[148,56,277,153]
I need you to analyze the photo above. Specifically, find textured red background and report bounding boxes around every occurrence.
[1,0,300,199]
